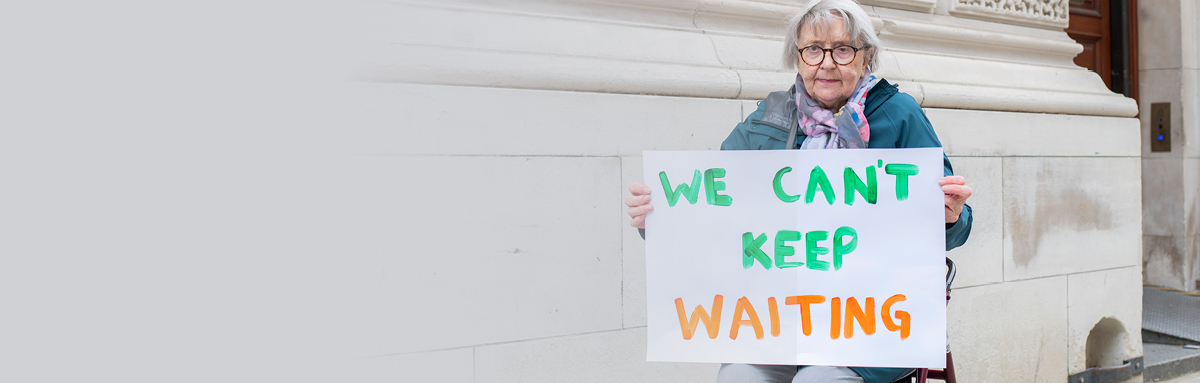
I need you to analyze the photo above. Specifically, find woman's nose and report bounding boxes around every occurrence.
[818,52,838,69]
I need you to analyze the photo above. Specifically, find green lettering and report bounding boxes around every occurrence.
[843,166,877,205]
[805,166,834,205]
[833,226,858,271]
[774,230,803,269]
[805,230,830,271]
[659,170,703,207]
[884,164,919,201]
[742,232,771,270]
[703,168,733,206]
[773,167,802,203]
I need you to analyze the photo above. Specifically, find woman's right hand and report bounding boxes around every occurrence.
[625,182,654,229]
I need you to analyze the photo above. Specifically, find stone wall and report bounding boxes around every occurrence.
[357,0,1145,381]
[1140,0,1200,293]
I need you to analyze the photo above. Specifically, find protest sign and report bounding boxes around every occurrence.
[643,148,946,368]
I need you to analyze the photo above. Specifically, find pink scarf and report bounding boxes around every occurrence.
[794,72,880,149]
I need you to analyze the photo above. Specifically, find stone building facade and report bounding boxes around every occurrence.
[1141,0,1200,295]
[356,0,1198,381]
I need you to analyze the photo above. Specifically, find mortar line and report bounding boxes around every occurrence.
[955,265,1140,292]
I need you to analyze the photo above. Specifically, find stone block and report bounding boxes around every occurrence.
[1144,235,1189,290]
[1137,0,1183,71]
[946,157,1003,288]
[741,100,759,121]
[350,83,740,156]
[474,327,719,383]
[622,155,648,328]
[1142,157,1185,236]
[1188,234,1200,292]
[373,348,474,383]
[1188,0,1200,68]
[362,2,726,68]
[370,156,624,353]
[925,108,1139,157]
[1003,157,1142,280]
[948,277,1068,383]
[1067,267,1144,374]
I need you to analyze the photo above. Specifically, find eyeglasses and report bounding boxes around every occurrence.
[798,45,863,66]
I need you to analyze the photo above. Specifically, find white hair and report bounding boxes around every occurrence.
[781,0,881,71]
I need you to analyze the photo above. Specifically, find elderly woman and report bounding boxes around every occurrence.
[624,0,973,382]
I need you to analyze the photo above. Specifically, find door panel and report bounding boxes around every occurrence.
[1066,0,1138,103]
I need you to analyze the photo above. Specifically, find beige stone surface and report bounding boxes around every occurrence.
[1186,0,1200,69]
[1142,158,1185,236]
[1138,0,1184,71]
[926,108,1139,157]
[474,327,719,383]
[1003,157,1142,280]
[349,83,740,156]
[946,156,1003,288]
[948,276,1068,383]
[1066,267,1143,374]
[741,100,759,121]
[1144,235,1190,290]
[622,155,648,328]
[1186,70,1200,160]
[372,348,474,383]
[369,156,624,353]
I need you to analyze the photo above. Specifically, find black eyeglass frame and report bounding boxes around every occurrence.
[797,45,864,66]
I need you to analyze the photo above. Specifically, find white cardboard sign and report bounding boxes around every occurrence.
[643,148,946,368]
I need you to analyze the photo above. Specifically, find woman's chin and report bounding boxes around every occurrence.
[814,96,846,109]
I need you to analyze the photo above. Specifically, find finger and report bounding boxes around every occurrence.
[938,175,966,186]
[629,182,651,196]
[624,194,651,208]
[630,215,646,229]
[627,204,654,218]
[944,195,964,208]
[942,185,973,200]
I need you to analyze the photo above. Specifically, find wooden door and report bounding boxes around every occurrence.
[1067,0,1138,102]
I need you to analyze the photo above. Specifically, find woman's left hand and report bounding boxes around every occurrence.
[940,176,972,224]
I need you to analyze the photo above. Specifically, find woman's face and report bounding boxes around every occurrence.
[797,17,867,110]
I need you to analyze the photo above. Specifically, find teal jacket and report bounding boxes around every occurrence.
[720,79,971,383]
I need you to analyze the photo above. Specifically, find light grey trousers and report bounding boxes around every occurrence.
[715,364,866,383]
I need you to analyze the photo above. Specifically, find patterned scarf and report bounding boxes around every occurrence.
[794,71,880,149]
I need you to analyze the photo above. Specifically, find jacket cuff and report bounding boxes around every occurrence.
[945,204,973,251]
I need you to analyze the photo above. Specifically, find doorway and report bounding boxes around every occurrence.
[1066,0,1139,103]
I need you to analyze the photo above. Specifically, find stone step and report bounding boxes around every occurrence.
[1144,342,1200,382]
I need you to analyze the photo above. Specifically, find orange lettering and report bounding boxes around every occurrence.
[730,297,765,339]
[830,297,842,339]
[882,294,910,340]
[768,297,780,337]
[675,295,723,340]
[785,295,825,336]
[844,297,876,338]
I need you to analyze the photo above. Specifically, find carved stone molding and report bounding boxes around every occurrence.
[358,0,1136,117]
[950,0,1069,29]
